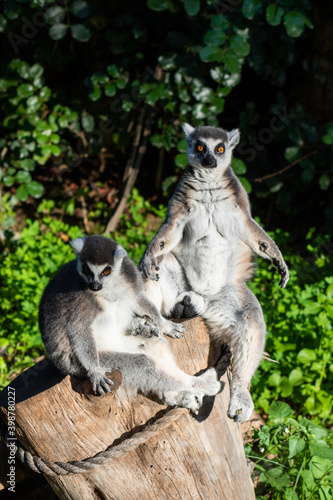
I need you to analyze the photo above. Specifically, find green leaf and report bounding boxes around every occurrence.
[322,133,333,145]
[284,11,306,38]
[70,0,92,19]
[26,95,42,113]
[268,401,292,420]
[232,158,246,175]
[288,436,305,458]
[309,444,333,460]
[184,0,200,16]
[17,83,34,98]
[242,0,261,20]
[210,15,229,31]
[19,159,35,171]
[210,96,224,113]
[238,177,252,193]
[230,35,250,57]
[49,23,68,40]
[284,146,299,162]
[4,0,20,20]
[81,113,95,132]
[107,65,120,78]
[70,24,91,42]
[223,50,241,74]
[266,5,284,26]
[203,30,227,46]
[105,82,116,97]
[147,0,170,11]
[16,171,32,184]
[0,14,8,32]
[289,368,303,386]
[319,174,330,190]
[29,64,43,79]
[3,176,14,187]
[285,489,298,500]
[16,184,29,201]
[175,153,188,168]
[46,6,66,24]
[309,456,332,479]
[199,46,223,63]
[177,139,187,153]
[258,425,270,446]
[192,86,214,103]
[27,181,44,198]
[297,348,316,364]
[280,377,293,397]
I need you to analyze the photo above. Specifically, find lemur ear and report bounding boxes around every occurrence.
[114,245,127,262]
[227,129,240,150]
[70,237,85,255]
[183,123,195,138]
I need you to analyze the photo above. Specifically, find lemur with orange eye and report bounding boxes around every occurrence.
[139,124,289,423]
[39,235,221,411]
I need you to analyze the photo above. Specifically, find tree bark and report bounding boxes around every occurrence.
[0,317,255,500]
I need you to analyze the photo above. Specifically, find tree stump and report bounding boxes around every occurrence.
[0,317,255,499]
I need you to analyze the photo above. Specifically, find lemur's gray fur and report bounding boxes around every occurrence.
[138,123,289,423]
[39,235,220,411]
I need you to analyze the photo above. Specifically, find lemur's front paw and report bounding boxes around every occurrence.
[163,320,186,339]
[272,258,289,288]
[194,368,221,396]
[127,316,159,338]
[88,370,114,396]
[138,255,160,281]
[164,390,204,413]
[171,295,198,319]
[228,388,254,423]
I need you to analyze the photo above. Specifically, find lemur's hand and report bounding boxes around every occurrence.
[273,258,289,288]
[259,242,289,288]
[162,320,187,339]
[88,370,114,396]
[138,254,160,281]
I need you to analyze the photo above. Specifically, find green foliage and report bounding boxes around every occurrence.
[0,218,83,387]
[114,188,167,263]
[0,0,331,231]
[250,230,333,425]
[0,59,82,204]
[246,401,333,499]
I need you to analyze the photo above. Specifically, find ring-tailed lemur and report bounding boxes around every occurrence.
[39,235,220,411]
[138,124,289,422]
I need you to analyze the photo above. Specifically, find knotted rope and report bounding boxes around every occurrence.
[1,406,188,476]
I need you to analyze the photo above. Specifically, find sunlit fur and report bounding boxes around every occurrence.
[39,235,221,410]
[139,124,289,423]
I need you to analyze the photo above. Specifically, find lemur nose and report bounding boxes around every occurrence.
[201,154,217,168]
[90,282,102,291]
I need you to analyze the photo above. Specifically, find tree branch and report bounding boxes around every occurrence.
[254,151,316,183]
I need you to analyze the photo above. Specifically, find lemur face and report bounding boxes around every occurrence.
[78,261,113,291]
[70,236,127,292]
[183,123,240,172]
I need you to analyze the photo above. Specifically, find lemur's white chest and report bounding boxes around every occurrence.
[174,193,241,294]
[91,285,140,354]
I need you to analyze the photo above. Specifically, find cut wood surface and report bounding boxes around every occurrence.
[0,317,255,500]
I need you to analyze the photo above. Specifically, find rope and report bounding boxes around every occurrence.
[1,407,188,476]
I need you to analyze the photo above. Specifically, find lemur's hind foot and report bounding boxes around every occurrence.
[228,388,254,423]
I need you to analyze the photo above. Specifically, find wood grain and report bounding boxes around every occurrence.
[0,317,255,499]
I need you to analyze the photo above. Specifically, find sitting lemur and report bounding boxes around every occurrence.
[138,124,289,423]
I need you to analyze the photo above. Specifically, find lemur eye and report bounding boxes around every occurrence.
[197,145,204,152]
[102,267,111,276]
[217,146,224,153]
[82,263,90,275]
